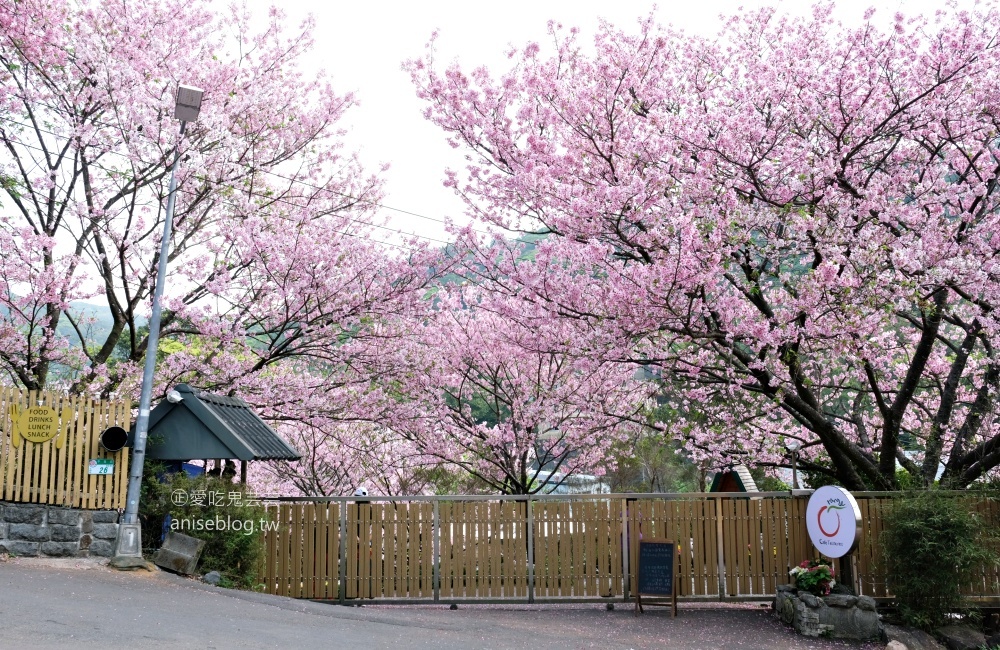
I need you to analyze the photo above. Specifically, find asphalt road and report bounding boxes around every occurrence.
[0,557,881,650]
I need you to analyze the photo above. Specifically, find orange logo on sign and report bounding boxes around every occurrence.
[817,505,843,537]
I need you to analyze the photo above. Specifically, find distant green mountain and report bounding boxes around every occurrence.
[1,295,142,349]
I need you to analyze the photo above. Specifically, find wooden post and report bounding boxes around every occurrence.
[240,460,247,485]
[338,501,347,605]
[622,498,631,602]
[527,498,535,604]
[715,497,726,597]
[433,499,440,602]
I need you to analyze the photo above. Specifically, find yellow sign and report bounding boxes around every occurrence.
[7,405,69,447]
[16,406,60,443]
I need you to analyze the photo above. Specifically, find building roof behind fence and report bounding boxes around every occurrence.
[139,384,301,462]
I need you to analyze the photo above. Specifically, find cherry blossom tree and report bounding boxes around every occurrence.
[0,0,443,496]
[0,0,434,401]
[376,287,657,494]
[249,422,422,497]
[410,4,1000,489]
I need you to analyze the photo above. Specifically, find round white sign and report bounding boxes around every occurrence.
[805,486,861,558]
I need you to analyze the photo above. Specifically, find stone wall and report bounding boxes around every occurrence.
[775,584,882,640]
[0,501,119,558]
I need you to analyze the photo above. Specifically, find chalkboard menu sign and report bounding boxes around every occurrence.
[635,538,677,616]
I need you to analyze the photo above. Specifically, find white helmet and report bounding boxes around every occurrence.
[353,487,368,497]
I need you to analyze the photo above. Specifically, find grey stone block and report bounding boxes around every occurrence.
[40,541,79,557]
[47,509,81,526]
[935,624,986,650]
[91,511,119,524]
[818,602,881,640]
[79,534,92,550]
[777,589,880,641]
[823,594,857,608]
[856,595,876,611]
[0,540,39,557]
[0,521,7,539]
[792,597,829,637]
[3,505,44,525]
[799,592,822,608]
[775,591,796,625]
[49,524,82,542]
[88,540,114,557]
[81,516,94,534]
[9,523,50,542]
[0,502,5,520]
[92,523,118,540]
[154,532,206,575]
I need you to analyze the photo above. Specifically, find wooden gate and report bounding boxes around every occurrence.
[259,493,1000,604]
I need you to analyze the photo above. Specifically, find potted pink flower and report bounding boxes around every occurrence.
[788,559,836,596]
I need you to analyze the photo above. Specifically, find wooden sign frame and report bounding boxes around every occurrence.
[634,537,677,617]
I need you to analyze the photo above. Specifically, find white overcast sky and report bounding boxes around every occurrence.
[246,0,946,250]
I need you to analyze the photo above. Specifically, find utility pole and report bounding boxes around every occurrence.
[112,84,203,568]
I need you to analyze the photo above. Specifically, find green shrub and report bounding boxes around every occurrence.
[140,467,267,590]
[880,491,998,630]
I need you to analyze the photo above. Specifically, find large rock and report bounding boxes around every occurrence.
[884,624,946,650]
[824,594,858,608]
[856,595,877,611]
[817,600,881,640]
[776,589,797,625]
[886,641,907,650]
[776,589,882,640]
[935,624,986,650]
[799,592,823,608]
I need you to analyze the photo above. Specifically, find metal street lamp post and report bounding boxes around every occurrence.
[785,439,802,490]
[112,84,203,566]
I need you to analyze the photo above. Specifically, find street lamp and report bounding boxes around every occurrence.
[785,439,802,490]
[112,84,203,567]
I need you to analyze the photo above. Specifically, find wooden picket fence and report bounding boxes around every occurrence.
[0,386,131,509]
[259,492,1000,604]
